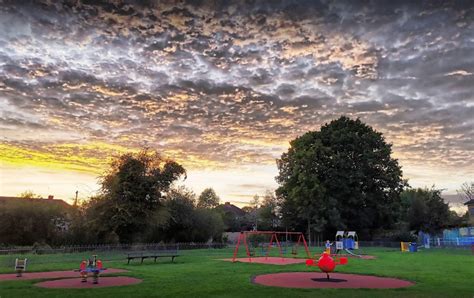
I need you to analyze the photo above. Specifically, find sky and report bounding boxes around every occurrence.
[0,0,473,211]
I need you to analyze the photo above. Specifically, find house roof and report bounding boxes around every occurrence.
[0,196,71,209]
[464,199,474,206]
[219,202,246,217]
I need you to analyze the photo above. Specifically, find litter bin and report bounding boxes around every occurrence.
[409,242,418,252]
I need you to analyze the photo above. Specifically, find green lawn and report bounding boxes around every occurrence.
[0,247,472,297]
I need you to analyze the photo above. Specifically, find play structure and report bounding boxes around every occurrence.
[232,231,311,262]
[335,231,358,250]
[78,255,106,284]
[306,252,348,279]
[14,258,27,277]
[333,230,367,258]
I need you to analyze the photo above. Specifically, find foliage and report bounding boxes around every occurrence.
[0,199,70,246]
[197,188,220,208]
[86,149,186,242]
[17,190,42,199]
[249,194,260,209]
[256,190,281,230]
[276,116,406,239]
[147,187,224,242]
[400,187,452,234]
[457,181,474,202]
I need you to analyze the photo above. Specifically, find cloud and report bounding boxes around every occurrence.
[444,70,473,76]
[0,0,473,196]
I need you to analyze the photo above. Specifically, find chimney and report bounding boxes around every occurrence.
[48,195,54,200]
[225,202,230,205]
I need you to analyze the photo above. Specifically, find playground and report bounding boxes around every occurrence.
[0,240,472,297]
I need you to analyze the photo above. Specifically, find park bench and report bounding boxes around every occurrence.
[126,250,179,264]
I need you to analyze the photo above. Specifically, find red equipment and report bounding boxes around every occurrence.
[306,252,348,279]
[232,231,311,262]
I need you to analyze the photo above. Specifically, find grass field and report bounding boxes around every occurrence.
[0,247,473,297]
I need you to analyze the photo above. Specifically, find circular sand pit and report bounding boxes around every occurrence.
[252,272,414,289]
[36,277,142,289]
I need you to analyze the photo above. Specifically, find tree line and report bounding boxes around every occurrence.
[0,116,471,246]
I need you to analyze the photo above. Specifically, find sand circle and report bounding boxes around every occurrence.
[36,276,142,289]
[252,272,414,289]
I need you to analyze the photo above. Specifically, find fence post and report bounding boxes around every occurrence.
[437,238,441,246]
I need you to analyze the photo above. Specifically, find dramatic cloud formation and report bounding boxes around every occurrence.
[0,0,473,206]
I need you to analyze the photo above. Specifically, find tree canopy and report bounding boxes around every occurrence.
[87,149,186,242]
[276,116,405,238]
[197,188,220,208]
[457,181,474,202]
[400,188,453,234]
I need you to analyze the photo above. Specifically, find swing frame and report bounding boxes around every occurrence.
[232,231,311,262]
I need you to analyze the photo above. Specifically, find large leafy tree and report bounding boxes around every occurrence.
[197,188,220,208]
[87,149,186,243]
[276,116,405,239]
[147,187,224,242]
[400,188,452,234]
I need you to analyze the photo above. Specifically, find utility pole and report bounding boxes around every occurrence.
[74,190,78,206]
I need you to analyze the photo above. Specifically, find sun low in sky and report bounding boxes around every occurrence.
[0,1,473,207]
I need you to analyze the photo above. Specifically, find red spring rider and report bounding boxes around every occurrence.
[306,252,347,279]
[78,255,105,284]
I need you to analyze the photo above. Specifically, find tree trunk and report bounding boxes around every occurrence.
[307,219,311,247]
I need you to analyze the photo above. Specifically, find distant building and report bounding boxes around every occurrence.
[0,195,71,209]
[0,195,72,231]
[465,199,474,224]
[220,202,246,217]
[216,202,251,233]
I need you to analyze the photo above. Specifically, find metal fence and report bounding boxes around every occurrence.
[1,238,471,256]
[0,242,227,255]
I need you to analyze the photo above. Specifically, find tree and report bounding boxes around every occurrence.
[250,195,260,209]
[457,181,474,202]
[86,149,186,243]
[158,187,196,242]
[0,199,70,246]
[248,194,260,230]
[146,186,224,242]
[400,188,452,234]
[197,188,220,208]
[258,190,281,230]
[18,190,41,199]
[276,116,405,239]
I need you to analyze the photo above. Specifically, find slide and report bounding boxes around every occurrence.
[344,249,363,258]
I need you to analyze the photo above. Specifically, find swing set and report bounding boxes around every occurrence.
[232,231,311,262]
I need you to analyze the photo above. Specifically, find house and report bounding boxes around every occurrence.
[220,202,246,217]
[464,199,474,224]
[0,195,71,209]
[216,202,250,233]
[0,195,73,231]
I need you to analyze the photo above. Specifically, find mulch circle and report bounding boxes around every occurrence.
[0,269,128,281]
[252,272,414,289]
[221,255,376,265]
[221,257,307,265]
[35,276,143,289]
